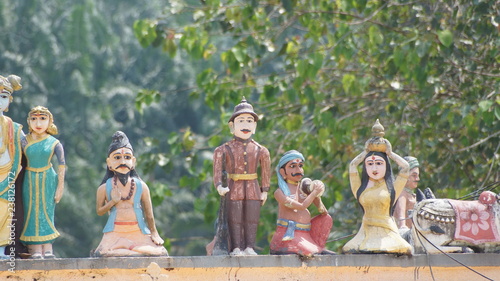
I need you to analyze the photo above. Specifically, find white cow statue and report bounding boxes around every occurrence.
[409,191,500,254]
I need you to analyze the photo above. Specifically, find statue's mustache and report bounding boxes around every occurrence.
[115,164,130,170]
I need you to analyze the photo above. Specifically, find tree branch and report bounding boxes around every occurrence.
[457,130,500,152]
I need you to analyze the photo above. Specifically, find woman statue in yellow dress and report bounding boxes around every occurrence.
[342,120,412,255]
[0,75,23,259]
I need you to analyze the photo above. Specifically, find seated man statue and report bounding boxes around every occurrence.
[94,131,168,257]
[394,156,420,231]
[270,150,334,257]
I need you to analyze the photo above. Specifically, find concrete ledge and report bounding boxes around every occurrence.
[2,254,499,280]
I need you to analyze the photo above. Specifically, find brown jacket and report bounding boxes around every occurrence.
[213,138,270,201]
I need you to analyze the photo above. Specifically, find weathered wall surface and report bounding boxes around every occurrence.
[1,254,499,281]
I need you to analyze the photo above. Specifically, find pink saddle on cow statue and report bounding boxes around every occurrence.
[448,191,500,244]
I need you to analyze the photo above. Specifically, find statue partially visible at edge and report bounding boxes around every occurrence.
[0,75,23,259]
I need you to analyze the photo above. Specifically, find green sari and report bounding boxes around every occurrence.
[20,135,61,245]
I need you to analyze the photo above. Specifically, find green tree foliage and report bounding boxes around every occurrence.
[135,0,500,251]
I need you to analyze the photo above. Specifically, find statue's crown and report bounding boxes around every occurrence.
[366,119,387,152]
[0,75,22,94]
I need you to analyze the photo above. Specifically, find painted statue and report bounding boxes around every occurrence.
[394,156,420,230]
[20,106,65,259]
[94,131,167,257]
[0,75,23,259]
[270,150,334,256]
[212,97,271,256]
[411,190,500,254]
[342,119,412,255]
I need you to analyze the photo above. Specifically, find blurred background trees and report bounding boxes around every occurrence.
[1,0,498,256]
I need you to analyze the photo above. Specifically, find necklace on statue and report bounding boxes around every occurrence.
[114,176,135,200]
[404,187,415,195]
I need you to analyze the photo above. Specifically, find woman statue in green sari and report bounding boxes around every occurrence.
[20,106,65,259]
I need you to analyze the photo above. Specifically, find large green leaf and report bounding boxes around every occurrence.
[437,30,453,48]
[341,74,356,94]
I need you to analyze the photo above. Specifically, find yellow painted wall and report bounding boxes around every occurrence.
[2,261,499,281]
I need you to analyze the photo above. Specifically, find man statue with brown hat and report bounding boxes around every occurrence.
[212,97,271,256]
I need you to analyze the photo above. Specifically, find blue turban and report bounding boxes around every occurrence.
[276,150,305,197]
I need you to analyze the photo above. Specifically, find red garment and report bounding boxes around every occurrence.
[270,213,332,256]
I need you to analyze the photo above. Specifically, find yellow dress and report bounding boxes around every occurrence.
[343,173,412,254]
[0,118,22,247]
